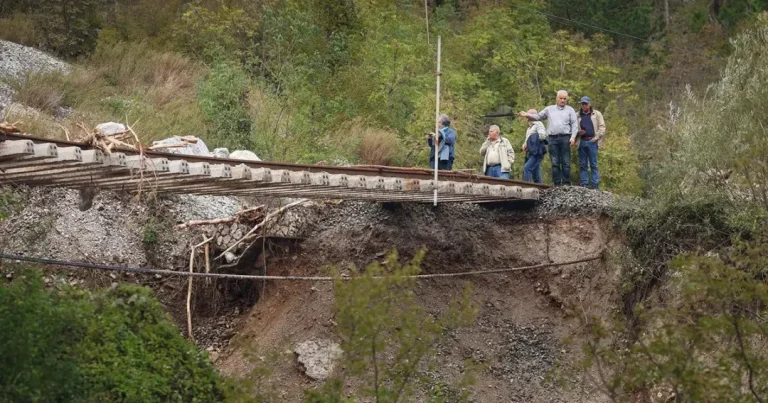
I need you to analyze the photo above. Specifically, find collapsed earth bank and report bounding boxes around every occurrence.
[0,186,620,402]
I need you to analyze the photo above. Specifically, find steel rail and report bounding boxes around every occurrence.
[0,132,550,190]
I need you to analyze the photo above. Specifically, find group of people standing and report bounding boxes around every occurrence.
[427,90,605,188]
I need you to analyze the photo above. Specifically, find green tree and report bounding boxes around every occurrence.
[33,0,103,57]
[306,249,478,402]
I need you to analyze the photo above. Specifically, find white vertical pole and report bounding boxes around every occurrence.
[433,36,441,207]
[424,0,430,45]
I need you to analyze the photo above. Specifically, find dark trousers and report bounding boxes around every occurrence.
[548,135,571,185]
[429,159,452,170]
[523,153,543,183]
[579,140,599,188]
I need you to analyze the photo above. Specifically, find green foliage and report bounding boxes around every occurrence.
[0,186,21,223]
[309,249,478,403]
[651,15,768,210]
[0,271,225,402]
[32,0,102,58]
[548,0,656,43]
[582,238,768,401]
[0,273,86,402]
[1,0,648,190]
[197,62,253,150]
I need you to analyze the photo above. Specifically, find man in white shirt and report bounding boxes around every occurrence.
[480,125,515,179]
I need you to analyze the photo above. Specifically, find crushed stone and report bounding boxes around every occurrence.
[0,40,70,117]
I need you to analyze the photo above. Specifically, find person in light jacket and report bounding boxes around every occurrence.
[575,96,606,189]
[522,108,547,183]
[480,125,515,179]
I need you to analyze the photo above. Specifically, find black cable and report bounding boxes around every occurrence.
[508,1,651,43]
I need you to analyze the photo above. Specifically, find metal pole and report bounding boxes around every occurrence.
[424,0,430,45]
[433,36,441,206]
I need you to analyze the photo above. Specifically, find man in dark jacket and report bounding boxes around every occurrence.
[426,114,456,170]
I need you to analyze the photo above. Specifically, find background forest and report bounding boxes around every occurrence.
[2,0,764,195]
[4,1,768,401]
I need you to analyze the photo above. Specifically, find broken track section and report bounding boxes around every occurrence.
[0,133,547,203]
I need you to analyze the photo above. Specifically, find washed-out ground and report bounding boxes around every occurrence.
[0,183,620,402]
[217,189,620,402]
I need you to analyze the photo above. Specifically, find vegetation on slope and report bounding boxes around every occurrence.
[0,270,225,402]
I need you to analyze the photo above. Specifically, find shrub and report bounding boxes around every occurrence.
[309,249,478,402]
[357,128,399,166]
[0,272,226,401]
[197,62,252,150]
[582,238,768,402]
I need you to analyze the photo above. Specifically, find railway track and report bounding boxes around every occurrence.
[0,133,549,203]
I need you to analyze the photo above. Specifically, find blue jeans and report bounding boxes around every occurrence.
[548,135,571,185]
[485,165,510,179]
[579,140,599,188]
[523,153,543,183]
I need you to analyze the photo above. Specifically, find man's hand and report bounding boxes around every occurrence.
[517,111,528,118]
[569,138,576,147]
[522,143,528,152]
[577,129,586,136]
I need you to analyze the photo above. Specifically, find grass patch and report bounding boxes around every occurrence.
[0,14,42,48]
[357,127,399,166]
[4,40,208,145]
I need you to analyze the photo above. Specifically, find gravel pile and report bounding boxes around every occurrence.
[0,40,70,117]
[0,40,70,79]
[533,186,617,218]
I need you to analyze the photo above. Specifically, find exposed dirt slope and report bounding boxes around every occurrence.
[219,192,620,402]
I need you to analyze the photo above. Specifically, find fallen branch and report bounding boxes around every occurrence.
[215,199,308,260]
[175,205,266,230]
[187,235,212,342]
[0,122,21,134]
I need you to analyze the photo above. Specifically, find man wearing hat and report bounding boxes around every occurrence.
[576,96,606,189]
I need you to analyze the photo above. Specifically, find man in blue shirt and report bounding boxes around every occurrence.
[426,114,457,170]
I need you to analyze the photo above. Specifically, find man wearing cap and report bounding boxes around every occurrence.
[518,90,578,186]
[576,96,606,189]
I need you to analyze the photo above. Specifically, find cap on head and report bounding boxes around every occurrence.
[580,96,591,104]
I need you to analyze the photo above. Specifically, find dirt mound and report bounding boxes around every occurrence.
[218,196,621,402]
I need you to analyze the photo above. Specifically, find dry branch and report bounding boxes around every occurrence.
[174,205,266,230]
[215,199,308,260]
[0,122,21,134]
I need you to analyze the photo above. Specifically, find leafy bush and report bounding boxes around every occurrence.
[31,0,103,58]
[197,62,253,150]
[357,128,399,166]
[582,238,768,402]
[0,272,225,402]
[308,249,478,402]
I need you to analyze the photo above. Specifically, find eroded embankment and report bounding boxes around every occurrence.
[0,185,622,402]
[219,189,621,403]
